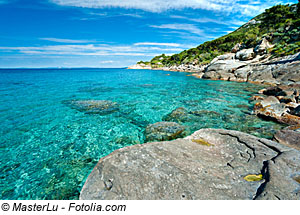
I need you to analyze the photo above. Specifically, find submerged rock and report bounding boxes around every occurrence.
[64,100,119,115]
[80,129,300,200]
[162,107,189,123]
[144,121,186,142]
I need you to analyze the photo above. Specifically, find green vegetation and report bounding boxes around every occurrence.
[140,3,300,68]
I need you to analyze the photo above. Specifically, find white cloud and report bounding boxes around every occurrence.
[170,15,247,27]
[49,0,294,16]
[86,12,143,18]
[134,42,181,47]
[150,23,203,35]
[99,60,114,64]
[40,38,94,43]
[0,43,186,57]
[170,15,225,25]
[51,0,230,12]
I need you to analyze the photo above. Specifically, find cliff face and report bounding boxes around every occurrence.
[80,129,300,200]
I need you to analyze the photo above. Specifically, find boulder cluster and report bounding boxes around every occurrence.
[251,85,300,150]
[200,39,300,85]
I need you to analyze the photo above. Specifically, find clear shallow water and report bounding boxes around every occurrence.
[0,68,284,199]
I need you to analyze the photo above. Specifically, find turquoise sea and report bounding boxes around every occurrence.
[0,68,284,199]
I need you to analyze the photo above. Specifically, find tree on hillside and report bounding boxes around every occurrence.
[298,0,300,15]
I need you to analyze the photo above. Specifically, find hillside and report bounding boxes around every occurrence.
[136,2,300,69]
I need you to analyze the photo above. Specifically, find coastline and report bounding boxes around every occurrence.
[128,46,300,128]
[81,50,300,200]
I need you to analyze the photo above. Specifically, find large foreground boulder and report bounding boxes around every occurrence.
[80,129,300,200]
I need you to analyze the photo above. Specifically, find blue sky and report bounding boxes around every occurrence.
[0,0,297,68]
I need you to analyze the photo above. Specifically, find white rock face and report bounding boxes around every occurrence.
[206,60,247,73]
[236,48,256,61]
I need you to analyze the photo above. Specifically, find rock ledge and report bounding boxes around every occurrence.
[80,129,300,200]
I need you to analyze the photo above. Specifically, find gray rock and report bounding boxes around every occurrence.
[260,96,280,107]
[254,38,273,54]
[144,122,186,142]
[274,129,300,150]
[217,71,236,81]
[244,19,261,26]
[216,53,235,61]
[254,99,300,125]
[236,48,256,61]
[206,60,247,73]
[272,62,300,83]
[202,71,220,80]
[234,66,252,82]
[157,52,300,85]
[254,101,288,120]
[80,129,300,200]
[64,100,119,115]
[231,43,242,53]
[248,65,278,84]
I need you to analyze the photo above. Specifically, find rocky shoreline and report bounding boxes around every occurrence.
[81,40,300,200]
[128,40,300,146]
[129,39,300,86]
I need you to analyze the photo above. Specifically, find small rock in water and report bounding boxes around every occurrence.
[64,100,119,115]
